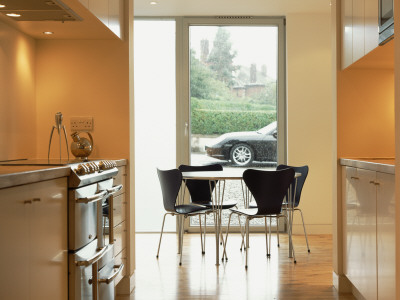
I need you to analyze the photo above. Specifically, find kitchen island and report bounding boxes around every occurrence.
[340,157,395,300]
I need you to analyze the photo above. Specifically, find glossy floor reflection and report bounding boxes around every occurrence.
[117,233,355,300]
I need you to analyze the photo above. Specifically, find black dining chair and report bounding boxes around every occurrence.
[224,168,295,268]
[276,164,310,252]
[156,168,211,265]
[178,164,238,253]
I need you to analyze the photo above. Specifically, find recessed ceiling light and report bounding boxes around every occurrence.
[43,31,54,35]
[0,4,6,8]
[6,13,21,17]
[150,1,157,5]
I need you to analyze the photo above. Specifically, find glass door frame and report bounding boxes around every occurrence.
[177,17,287,233]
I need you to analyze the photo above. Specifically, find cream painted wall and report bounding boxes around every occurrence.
[35,39,129,159]
[337,67,395,158]
[286,13,334,234]
[0,21,36,160]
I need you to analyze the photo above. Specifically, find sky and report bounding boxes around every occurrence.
[190,26,278,80]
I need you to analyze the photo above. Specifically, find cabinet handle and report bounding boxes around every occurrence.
[24,200,32,204]
[98,264,125,285]
[369,181,380,186]
[32,198,41,202]
[351,176,359,180]
[75,245,109,267]
[123,174,127,177]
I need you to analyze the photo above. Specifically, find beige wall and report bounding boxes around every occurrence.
[35,39,130,159]
[338,67,395,158]
[0,21,36,160]
[286,13,334,234]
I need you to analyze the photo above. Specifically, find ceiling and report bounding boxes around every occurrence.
[134,0,332,17]
[0,0,118,39]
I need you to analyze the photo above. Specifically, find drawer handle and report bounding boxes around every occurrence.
[370,181,380,186]
[98,264,125,285]
[75,245,109,267]
[350,176,359,180]
[24,200,32,204]
[33,198,41,202]
[77,190,108,204]
[107,184,123,195]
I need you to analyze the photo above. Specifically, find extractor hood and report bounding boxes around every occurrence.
[0,0,81,22]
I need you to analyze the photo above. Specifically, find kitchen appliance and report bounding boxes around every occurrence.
[68,160,124,300]
[379,0,394,45]
[0,159,125,299]
[71,132,94,161]
[48,112,70,160]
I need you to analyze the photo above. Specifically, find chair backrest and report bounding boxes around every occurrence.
[157,168,182,212]
[243,168,295,215]
[178,164,223,204]
[276,164,309,207]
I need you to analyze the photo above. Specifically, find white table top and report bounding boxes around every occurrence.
[182,169,301,180]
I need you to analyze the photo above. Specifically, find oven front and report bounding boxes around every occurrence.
[68,161,124,300]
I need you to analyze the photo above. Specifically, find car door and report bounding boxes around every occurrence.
[259,129,277,162]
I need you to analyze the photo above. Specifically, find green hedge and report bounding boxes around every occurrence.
[191,109,276,135]
[191,97,275,112]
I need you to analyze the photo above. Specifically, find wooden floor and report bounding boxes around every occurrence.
[117,233,355,300]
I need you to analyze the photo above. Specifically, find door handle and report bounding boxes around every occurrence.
[184,122,189,137]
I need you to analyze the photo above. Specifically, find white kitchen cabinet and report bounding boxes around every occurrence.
[364,0,379,54]
[112,165,127,286]
[341,0,379,69]
[376,172,395,300]
[0,178,68,300]
[343,166,395,300]
[80,0,123,38]
[352,0,365,62]
[342,0,353,68]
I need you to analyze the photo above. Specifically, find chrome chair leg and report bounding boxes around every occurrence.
[179,215,185,266]
[245,217,250,269]
[285,214,296,263]
[264,217,268,257]
[203,214,207,254]
[297,208,310,252]
[222,212,234,261]
[276,217,280,247]
[156,213,168,258]
[268,217,272,257]
[238,215,245,251]
[199,215,204,254]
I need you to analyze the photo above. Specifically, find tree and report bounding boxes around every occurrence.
[207,28,238,87]
[190,49,230,100]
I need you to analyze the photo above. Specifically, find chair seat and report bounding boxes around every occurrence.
[200,200,237,209]
[229,207,258,216]
[175,204,209,215]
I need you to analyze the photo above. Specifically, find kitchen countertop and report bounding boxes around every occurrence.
[0,159,127,189]
[340,157,395,174]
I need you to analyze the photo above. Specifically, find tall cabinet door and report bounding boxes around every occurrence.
[376,172,395,299]
[345,167,377,300]
[355,168,377,300]
[30,178,68,300]
[0,178,68,300]
[0,187,31,299]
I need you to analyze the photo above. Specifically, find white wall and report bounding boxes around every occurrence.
[286,13,333,234]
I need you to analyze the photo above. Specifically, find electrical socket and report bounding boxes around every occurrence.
[70,117,93,131]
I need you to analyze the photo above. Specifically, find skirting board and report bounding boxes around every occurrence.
[116,273,136,295]
[332,272,352,293]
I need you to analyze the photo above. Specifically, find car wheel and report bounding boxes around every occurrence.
[230,144,254,166]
